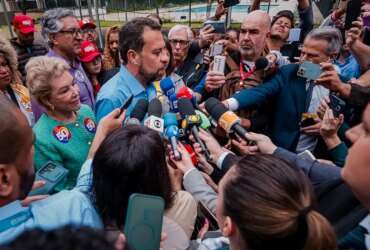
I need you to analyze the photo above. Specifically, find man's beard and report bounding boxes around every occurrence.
[139,64,160,83]
[19,169,35,200]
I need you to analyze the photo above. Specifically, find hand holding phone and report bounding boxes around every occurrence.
[297,61,322,80]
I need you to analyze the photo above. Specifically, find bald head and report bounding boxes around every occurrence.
[239,10,271,61]
[0,94,32,164]
[243,10,271,32]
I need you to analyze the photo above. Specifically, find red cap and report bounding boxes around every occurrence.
[13,15,35,34]
[79,17,96,29]
[80,40,101,62]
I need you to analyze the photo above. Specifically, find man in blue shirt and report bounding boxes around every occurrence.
[0,95,103,245]
[95,17,169,122]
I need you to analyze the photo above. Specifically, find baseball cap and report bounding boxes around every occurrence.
[79,17,96,29]
[80,40,101,62]
[13,15,36,34]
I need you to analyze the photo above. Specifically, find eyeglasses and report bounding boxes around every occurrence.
[59,28,82,37]
[82,28,96,34]
[169,39,189,47]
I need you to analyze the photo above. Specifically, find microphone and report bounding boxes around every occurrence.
[177,98,211,160]
[176,86,197,106]
[195,110,212,130]
[144,98,164,133]
[125,99,148,125]
[255,57,270,71]
[205,97,248,141]
[168,93,179,113]
[164,112,181,160]
[160,76,176,97]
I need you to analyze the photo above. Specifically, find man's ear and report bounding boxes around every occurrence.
[127,49,140,65]
[0,165,14,198]
[49,33,57,46]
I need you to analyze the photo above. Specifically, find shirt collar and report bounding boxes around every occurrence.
[119,65,146,96]
[0,200,29,221]
[47,49,80,69]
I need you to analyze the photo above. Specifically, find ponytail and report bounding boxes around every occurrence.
[304,210,337,250]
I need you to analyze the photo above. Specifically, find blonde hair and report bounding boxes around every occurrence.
[103,25,120,71]
[25,56,70,110]
[0,37,22,85]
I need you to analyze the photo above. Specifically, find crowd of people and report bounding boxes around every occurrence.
[1,0,370,249]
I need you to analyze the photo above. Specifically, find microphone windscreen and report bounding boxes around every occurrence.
[176,87,193,100]
[205,97,220,114]
[255,57,269,71]
[163,112,178,128]
[178,98,196,117]
[148,98,163,117]
[207,101,228,121]
[130,99,148,122]
[160,77,175,95]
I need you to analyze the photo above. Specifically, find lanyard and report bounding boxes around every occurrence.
[239,63,254,82]
[0,209,32,232]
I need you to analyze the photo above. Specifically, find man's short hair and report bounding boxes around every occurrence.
[168,24,193,41]
[40,8,76,46]
[271,10,295,28]
[119,17,161,64]
[306,27,343,55]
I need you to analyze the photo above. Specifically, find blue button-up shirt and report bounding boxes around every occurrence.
[0,190,102,245]
[95,65,157,122]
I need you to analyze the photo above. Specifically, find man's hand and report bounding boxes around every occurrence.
[214,0,228,19]
[168,142,195,174]
[244,132,277,154]
[199,25,215,49]
[320,108,344,139]
[315,62,345,93]
[346,18,363,48]
[317,96,330,120]
[21,181,48,207]
[205,71,226,92]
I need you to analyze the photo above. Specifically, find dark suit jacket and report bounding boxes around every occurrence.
[233,64,309,151]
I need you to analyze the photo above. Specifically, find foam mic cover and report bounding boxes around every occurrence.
[255,57,270,71]
[176,87,193,100]
[178,98,196,118]
[164,112,178,128]
[160,76,176,97]
[148,98,163,117]
[130,99,148,122]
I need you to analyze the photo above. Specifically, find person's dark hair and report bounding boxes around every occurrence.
[4,226,114,250]
[271,10,295,28]
[164,37,174,76]
[146,13,163,26]
[0,95,30,164]
[119,17,161,64]
[226,28,239,40]
[222,154,337,250]
[92,125,174,228]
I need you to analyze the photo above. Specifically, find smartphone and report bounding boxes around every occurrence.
[223,0,240,8]
[329,93,346,117]
[345,0,362,30]
[300,113,318,128]
[204,20,226,34]
[210,43,224,57]
[198,201,219,230]
[298,150,316,161]
[213,55,226,73]
[29,162,69,196]
[297,61,322,80]
[124,194,164,250]
[120,95,133,114]
[287,28,301,42]
[363,16,370,27]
